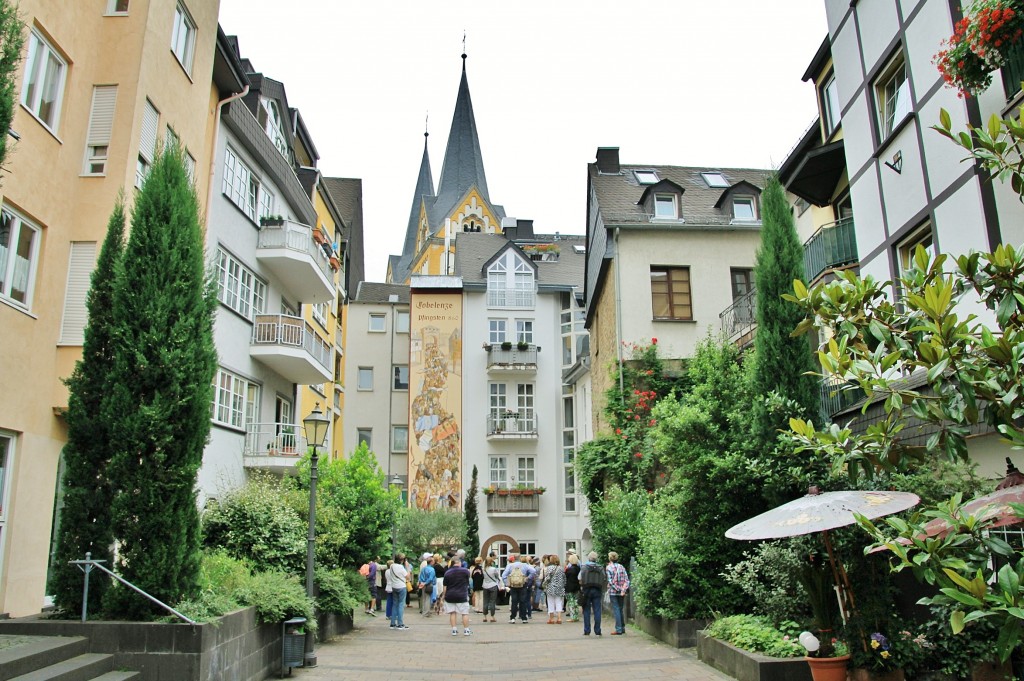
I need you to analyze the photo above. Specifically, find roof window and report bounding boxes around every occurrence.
[634,170,659,185]
[701,172,730,188]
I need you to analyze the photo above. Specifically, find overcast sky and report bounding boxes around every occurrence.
[218,1,829,283]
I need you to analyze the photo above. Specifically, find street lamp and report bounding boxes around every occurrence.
[301,403,330,668]
[389,473,403,557]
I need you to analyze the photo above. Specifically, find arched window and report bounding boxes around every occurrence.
[259,97,289,159]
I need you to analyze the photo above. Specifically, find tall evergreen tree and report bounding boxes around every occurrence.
[750,175,818,452]
[464,465,480,556]
[0,0,24,180]
[49,198,126,616]
[103,146,217,618]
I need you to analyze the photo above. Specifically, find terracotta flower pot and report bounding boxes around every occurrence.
[806,655,850,681]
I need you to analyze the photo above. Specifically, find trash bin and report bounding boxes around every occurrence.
[281,617,306,677]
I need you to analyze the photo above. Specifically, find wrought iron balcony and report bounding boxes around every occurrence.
[242,421,307,472]
[250,314,332,384]
[486,413,538,439]
[485,344,539,371]
[719,288,757,345]
[819,378,862,422]
[256,219,334,303]
[803,218,858,284]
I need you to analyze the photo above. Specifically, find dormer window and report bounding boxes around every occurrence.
[486,250,536,308]
[822,73,841,135]
[634,170,659,185]
[258,97,289,159]
[732,196,757,222]
[654,194,678,219]
[701,172,730,188]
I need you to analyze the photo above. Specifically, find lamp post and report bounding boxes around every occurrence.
[301,403,330,668]
[389,473,403,557]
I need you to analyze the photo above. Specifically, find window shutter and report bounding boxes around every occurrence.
[86,85,117,146]
[139,99,159,162]
[59,242,97,345]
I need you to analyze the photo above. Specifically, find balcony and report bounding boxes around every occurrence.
[486,413,538,439]
[485,344,539,372]
[1002,39,1024,100]
[719,288,757,347]
[250,314,332,384]
[803,218,858,285]
[485,489,543,516]
[256,219,334,304]
[819,378,863,422]
[242,421,307,472]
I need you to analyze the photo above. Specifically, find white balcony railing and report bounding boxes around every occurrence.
[244,421,308,456]
[257,220,333,280]
[486,413,538,437]
[252,314,331,370]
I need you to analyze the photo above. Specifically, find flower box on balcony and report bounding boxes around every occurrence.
[329,255,341,271]
[260,215,285,227]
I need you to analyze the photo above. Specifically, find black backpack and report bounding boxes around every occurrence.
[580,564,606,588]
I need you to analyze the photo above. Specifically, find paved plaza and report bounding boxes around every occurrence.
[294,606,733,681]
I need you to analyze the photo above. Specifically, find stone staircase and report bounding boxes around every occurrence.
[0,635,138,681]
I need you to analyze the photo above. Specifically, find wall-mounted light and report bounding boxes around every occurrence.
[884,150,903,174]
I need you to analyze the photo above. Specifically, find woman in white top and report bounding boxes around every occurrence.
[386,554,410,629]
[480,557,503,622]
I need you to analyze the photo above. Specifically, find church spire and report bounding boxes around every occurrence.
[435,50,490,206]
[400,129,435,265]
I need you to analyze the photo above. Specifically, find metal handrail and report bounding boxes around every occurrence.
[719,288,757,340]
[70,552,196,624]
[803,218,858,283]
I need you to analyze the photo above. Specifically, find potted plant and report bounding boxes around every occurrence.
[797,555,850,681]
[500,340,513,351]
[516,339,529,351]
[312,229,328,245]
[329,253,341,271]
[934,0,1024,96]
[482,486,496,496]
[847,631,917,681]
[260,214,285,227]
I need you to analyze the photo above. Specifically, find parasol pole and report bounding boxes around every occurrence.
[821,529,856,622]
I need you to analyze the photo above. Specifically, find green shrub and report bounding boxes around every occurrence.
[721,540,811,627]
[706,614,804,658]
[170,550,250,623]
[589,486,649,565]
[171,590,240,623]
[236,569,316,630]
[315,567,368,615]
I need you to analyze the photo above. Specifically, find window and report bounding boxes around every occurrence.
[653,193,677,219]
[897,225,935,277]
[650,267,692,320]
[489,456,508,487]
[487,251,535,308]
[357,367,373,391]
[312,302,328,327]
[136,99,159,188]
[732,196,757,222]
[106,0,130,13]
[701,172,730,188]
[518,541,537,559]
[59,242,97,345]
[822,73,841,135]
[731,268,755,300]
[391,425,408,453]
[211,368,259,429]
[517,383,535,427]
[21,29,67,131]
[222,147,273,222]
[564,470,577,512]
[215,249,266,321]
[258,97,289,159]
[368,313,386,332]
[357,428,372,448]
[0,206,41,309]
[83,86,117,175]
[877,53,910,138]
[311,382,325,396]
[634,170,659,185]
[488,318,507,344]
[171,2,196,74]
[515,320,533,344]
[393,365,409,390]
[396,310,410,333]
[489,382,507,421]
[516,457,535,486]
[0,433,13,542]
[184,151,196,183]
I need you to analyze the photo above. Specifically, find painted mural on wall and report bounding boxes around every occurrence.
[408,292,463,510]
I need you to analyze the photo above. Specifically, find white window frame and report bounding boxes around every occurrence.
[0,205,42,310]
[897,224,935,278]
[489,456,508,488]
[653,193,678,219]
[105,0,130,14]
[701,172,730,188]
[391,425,408,453]
[488,318,507,344]
[0,432,15,574]
[211,368,260,429]
[489,382,507,421]
[634,170,659,185]
[215,249,266,321]
[517,383,535,428]
[516,456,535,486]
[222,147,273,222]
[487,251,536,308]
[311,301,328,327]
[170,2,197,74]
[21,29,67,132]
[822,73,841,135]
[259,96,289,159]
[877,52,910,138]
[368,313,386,333]
[357,366,373,391]
[396,309,410,333]
[515,319,533,344]
[732,196,757,222]
[83,85,117,176]
[136,99,159,189]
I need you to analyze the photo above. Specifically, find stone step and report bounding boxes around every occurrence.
[90,673,140,681]
[0,637,90,681]
[7,652,113,681]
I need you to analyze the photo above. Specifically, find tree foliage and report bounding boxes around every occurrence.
[0,0,24,180]
[103,145,217,618]
[49,198,126,616]
[464,465,480,557]
[395,507,466,558]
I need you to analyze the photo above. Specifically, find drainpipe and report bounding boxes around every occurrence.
[614,227,624,401]
[205,85,250,236]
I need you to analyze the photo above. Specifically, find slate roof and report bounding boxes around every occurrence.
[436,57,490,209]
[322,177,366,291]
[453,233,585,290]
[353,282,411,304]
[588,164,771,226]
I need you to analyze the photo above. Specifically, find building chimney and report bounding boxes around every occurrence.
[596,147,620,174]
[516,219,534,239]
[501,216,517,240]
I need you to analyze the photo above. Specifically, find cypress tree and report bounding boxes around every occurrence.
[750,175,818,452]
[0,0,24,179]
[464,465,480,556]
[103,145,217,618]
[49,198,126,616]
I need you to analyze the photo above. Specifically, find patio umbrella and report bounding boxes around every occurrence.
[726,486,920,620]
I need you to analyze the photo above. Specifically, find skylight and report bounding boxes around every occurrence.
[701,172,730,188]
[634,170,659,185]
[573,245,586,254]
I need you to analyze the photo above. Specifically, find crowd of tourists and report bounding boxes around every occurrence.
[359,549,631,637]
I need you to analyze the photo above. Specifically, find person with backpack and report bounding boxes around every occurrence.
[500,553,536,623]
[605,551,630,635]
[578,551,606,636]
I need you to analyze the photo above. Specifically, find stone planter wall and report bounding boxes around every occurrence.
[634,611,709,648]
[697,631,813,681]
[0,607,353,681]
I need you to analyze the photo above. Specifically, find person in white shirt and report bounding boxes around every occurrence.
[386,553,410,630]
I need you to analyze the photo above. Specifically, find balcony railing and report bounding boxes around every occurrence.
[256,219,334,303]
[819,378,863,421]
[250,314,332,384]
[486,492,542,514]
[803,218,858,284]
[1002,39,1024,99]
[487,289,536,308]
[719,288,757,342]
[486,413,538,437]
[485,344,539,369]
[243,422,307,472]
